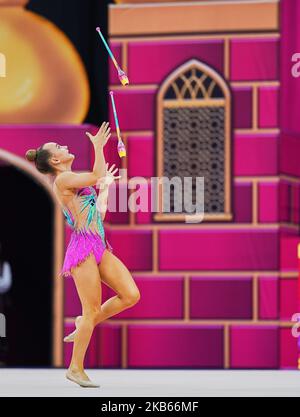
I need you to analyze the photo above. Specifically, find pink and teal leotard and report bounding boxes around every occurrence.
[59,186,113,278]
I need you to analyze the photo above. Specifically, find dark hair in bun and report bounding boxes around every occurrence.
[25,145,55,174]
[25,149,37,162]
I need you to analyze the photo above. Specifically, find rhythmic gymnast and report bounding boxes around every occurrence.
[25,122,140,387]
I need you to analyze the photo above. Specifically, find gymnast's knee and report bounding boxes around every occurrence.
[122,288,141,307]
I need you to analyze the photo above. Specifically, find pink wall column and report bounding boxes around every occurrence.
[280,0,300,369]
[280,0,300,134]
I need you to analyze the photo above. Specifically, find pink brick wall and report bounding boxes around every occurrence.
[258,87,279,128]
[109,42,122,85]
[127,40,224,84]
[102,136,122,172]
[232,87,252,129]
[280,0,300,134]
[258,277,278,320]
[0,18,295,372]
[60,1,299,371]
[64,323,122,368]
[134,183,153,224]
[105,183,130,224]
[280,279,298,321]
[127,136,154,178]
[0,125,93,171]
[280,133,300,177]
[127,325,224,368]
[279,4,300,374]
[230,326,278,368]
[190,277,252,319]
[258,182,279,222]
[279,180,291,222]
[230,38,279,81]
[159,230,278,271]
[291,183,300,223]
[233,182,252,222]
[108,276,184,319]
[108,230,153,270]
[108,89,156,131]
[280,328,298,369]
[280,237,299,271]
[234,133,279,176]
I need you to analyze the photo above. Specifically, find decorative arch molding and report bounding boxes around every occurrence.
[0,148,64,366]
[155,59,232,222]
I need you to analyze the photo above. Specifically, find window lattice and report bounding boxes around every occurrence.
[165,68,224,100]
[157,60,230,219]
[163,106,225,213]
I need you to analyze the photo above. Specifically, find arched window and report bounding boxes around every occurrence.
[155,59,232,222]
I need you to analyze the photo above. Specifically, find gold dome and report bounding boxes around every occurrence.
[0,2,90,123]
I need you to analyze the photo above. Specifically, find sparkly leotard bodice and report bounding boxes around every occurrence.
[59,186,112,278]
[62,186,106,242]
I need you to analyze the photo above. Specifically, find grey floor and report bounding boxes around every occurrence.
[0,369,300,397]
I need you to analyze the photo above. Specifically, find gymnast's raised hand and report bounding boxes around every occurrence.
[85,121,111,148]
[99,162,121,186]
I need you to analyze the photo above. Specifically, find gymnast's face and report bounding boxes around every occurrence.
[43,142,75,168]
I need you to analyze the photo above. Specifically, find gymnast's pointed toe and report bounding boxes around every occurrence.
[63,316,82,343]
[63,329,77,343]
[66,370,100,388]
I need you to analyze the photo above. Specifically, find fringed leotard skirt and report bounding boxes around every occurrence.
[59,186,113,278]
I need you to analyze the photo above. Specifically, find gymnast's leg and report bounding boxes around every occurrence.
[67,253,103,380]
[96,249,141,323]
[73,249,140,328]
